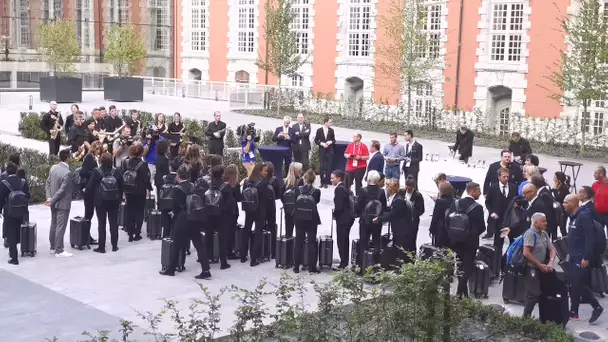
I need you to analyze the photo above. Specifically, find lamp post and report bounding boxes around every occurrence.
[1,35,9,61]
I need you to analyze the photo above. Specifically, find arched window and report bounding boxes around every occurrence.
[235,70,250,83]
[291,74,303,87]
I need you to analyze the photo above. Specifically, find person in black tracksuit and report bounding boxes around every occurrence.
[293,169,322,274]
[0,162,30,265]
[331,170,355,269]
[80,141,103,245]
[159,164,211,279]
[430,183,456,248]
[241,163,271,267]
[122,144,153,242]
[206,165,232,269]
[160,160,179,238]
[154,141,171,237]
[2,153,26,248]
[356,170,387,258]
[265,162,281,258]
[85,152,123,253]
[223,164,241,259]
[281,162,304,238]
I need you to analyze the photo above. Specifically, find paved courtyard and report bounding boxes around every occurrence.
[0,92,606,340]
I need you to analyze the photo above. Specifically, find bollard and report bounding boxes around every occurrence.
[29,95,33,110]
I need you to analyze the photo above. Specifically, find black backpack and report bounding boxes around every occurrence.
[194,176,211,193]
[158,182,175,211]
[242,181,259,213]
[2,179,27,218]
[123,160,144,194]
[282,186,299,215]
[447,201,480,245]
[593,219,607,256]
[362,187,383,224]
[205,182,227,216]
[98,168,119,201]
[347,189,357,218]
[294,186,317,221]
[267,176,277,200]
[179,183,205,221]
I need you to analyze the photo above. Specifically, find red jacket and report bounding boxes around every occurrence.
[345,142,369,172]
[592,179,608,213]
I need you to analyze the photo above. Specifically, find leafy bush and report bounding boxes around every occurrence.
[52,256,573,342]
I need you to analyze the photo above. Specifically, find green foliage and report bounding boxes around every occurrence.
[104,24,147,77]
[38,20,81,76]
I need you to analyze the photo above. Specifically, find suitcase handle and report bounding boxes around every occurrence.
[280,206,284,236]
[330,208,334,239]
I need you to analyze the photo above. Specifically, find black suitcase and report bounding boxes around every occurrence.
[381,230,391,249]
[302,238,309,268]
[161,238,186,272]
[591,265,608,295]
[261,230,272,262]
[318,209,334,269]
[468,260,491,299]
[118,201,127,230]
[476,244,499,279]
[20,222,37,257]
[276,207,295,269]
[361,248,381,273]
[419,243,439,261]
[380,223,398,270]
[207,231,220,263]
[70,216,91,250]
[539,271,569,327]
[351,239,360,267]
[146,209,162,240]
[554,237,568,262]
[502,267,526,304]
[144,194,156,222]
[234,224,246,257]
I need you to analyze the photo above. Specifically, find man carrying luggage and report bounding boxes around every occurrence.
[521,212,556,318]
[563,194,604,323]
[0,162,30,265]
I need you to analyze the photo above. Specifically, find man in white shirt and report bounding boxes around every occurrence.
[292,113,312,171]
[272,116,294,175]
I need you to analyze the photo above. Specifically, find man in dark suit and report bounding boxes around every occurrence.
[531,174,558,239]
[453,125,474,163]
[314,117,335,188]
[403,177,425,249]
[483,149,523,195]
[485,167,517,242]
[40,101,64,156]
[291,113,312,172]
[272,116,293,175]
[503,183,548,242]
[205,111,227,156]
[402,130,423,183]
[448,182,486,298]
[331,170,355,269]
[366,140,384,177]
[508,132,532,163]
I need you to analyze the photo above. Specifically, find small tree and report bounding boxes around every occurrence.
[38,19,81,76]
[376,0,444,125]
[547,0,608,151]
[257,0,307,115]
[104,24,147,77]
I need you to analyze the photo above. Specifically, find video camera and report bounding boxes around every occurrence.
[236,122,259,142]
[146,122,161,141]
[118,136,134,147]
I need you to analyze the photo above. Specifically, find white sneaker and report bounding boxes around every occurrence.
[50,249,55,254]
[55,251,73,258]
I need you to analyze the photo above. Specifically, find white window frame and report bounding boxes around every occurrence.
[418,2,442,59]
[291,0,310,55]
[237,0,255,53]
[347,0,371,57]
[413,83,433,118]
[18,0,31,48]
[583,95,607,135]
[191,0,207,52]
[291,74,303,87]
[489,2,524,62]
[149,2,170,52]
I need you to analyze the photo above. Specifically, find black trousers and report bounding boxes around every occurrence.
[170,143,180,159]
[319,149,333,185]
[294,221,318,270]
[84,193,95,239]
[4,217,21,261]
[208,145,224,157]
[168,218,209,273]
[95,202,119,249]
[224,214,238,255]
[359,222,382,257]
[126,194,146,236]
[523,267,541,317]
[284,212,295,238]
[336,221,354,266]
[206,216,227,264]
[346,168,366,195]
[403,168,419,183]
[293,148,309,172]
[241,213,265,261]
[454,246,476,296]
[48,135,61,155]
[570,263,601,313]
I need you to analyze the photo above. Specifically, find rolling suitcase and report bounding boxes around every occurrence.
[554,237,568,262]
[361,248,381,273]
[144,194,156,222]
[476,244,499,279]
[381,226,392,249]
[538,271,569,327]
[20,222,37,257]
[118,201,127,230]
[351,239,360,267]
[318,209,334,269]
[146,209,162,240]
[380,223,398,270]
[591,265,608,295]
[210,232,220,263]
[234,224,246,257]
[468,260,491,299]
[261,230,272,262]
[276,207,295,269]
[161,238,187,272]
[302,238,309,268]
[501,267,526,304]
[70,216,90,250]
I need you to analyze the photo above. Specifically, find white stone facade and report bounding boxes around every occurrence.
[181,0,211,81]
[227,0,261,84]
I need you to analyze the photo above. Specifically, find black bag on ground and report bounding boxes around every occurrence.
[538,271,569,327]
[146,209,162,240]
[203,231,220,263]
[20,222,37,257]
[261,230,272,262]
[476,244,499,279]
[318,210,334,269]
[118,201,126,229]
[276,208,295,269]
[419,243,440,261]
[234,224,246,257]
[351,239,360,267]
[468,260,491,299]
[70,216,90,249]
[380,223,398,270]
[361,248,381,273]
[161,238,186,272]
[553,237,568,262]
[501,265,526,304]
[302,238,310,267]
[591,265,608,295]
[144,194,155,221]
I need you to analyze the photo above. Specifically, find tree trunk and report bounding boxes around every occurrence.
[406,79,412,126]
[277,76,282,116]
[581,102,587,153]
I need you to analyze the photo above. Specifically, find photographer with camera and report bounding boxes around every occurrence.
[239,123,258,177]
[113,126,134,168]
[205,111,227,156]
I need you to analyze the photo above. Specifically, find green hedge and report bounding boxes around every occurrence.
[238,108,608,161]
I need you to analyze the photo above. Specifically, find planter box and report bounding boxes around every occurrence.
[40,77,82,103]
[104,77,144,102]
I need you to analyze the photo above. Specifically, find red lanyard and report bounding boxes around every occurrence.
[352,143,361,156]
